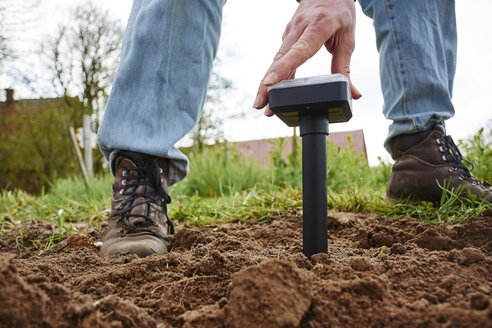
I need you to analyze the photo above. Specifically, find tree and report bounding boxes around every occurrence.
[0,0,39,98]
[44,2,124,174]
[0,2,11,70]
[189,65,233,152]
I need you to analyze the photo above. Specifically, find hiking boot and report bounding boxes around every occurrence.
[101,151,175,257]
[386,125,492,203]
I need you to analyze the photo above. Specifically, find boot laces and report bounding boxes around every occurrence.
[119,160,175,234]
[439,135,490,188]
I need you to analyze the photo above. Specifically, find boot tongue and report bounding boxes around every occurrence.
[430,123,446,135]
[115,150,156,169]
[126,159,160,226]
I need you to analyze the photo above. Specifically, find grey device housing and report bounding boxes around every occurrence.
[267,74,352,127]
[267,74,353,258]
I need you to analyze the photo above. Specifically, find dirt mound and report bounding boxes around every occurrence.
[180,259,314,328]
[0,258,156,328]
[1,210,491,327]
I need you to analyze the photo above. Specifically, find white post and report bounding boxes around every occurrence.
[83,114,93,177]
[69,127,89,186]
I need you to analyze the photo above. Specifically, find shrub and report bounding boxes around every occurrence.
[458,126,492,182]
[0,102,80,192]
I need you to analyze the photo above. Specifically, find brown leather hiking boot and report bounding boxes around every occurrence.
[387,126,492,203]
[101,151,174,257]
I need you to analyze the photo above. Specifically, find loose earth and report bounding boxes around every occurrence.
[1,210,491,327]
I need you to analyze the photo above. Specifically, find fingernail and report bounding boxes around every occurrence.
[253,93,263,109]
[263,72,277,85]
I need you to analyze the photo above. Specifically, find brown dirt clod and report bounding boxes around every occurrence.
[223,259,314,328]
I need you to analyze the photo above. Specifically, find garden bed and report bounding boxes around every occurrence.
[1,210,491,327]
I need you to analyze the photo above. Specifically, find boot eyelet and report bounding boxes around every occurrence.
[448,168,454,172]
[441,155,447,161]
[159,168,163,174]
[123,171,127,177]
[119,189,124,195]
[439,146,445,152]
[458,176,464,181]
[435,138,441,145]
[122,179,126,186]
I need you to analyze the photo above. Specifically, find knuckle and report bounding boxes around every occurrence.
[274,52,285,61]
[291,39,310,50]
[292,13,305,26]
[312,11,329,23]
[340,66,351,75]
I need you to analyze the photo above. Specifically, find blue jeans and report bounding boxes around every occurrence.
[97,0,226,184]
[98,0,456,182]
[358,0,456,154]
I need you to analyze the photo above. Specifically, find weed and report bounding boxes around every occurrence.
[377,246,387,257]
[13,227,28,252]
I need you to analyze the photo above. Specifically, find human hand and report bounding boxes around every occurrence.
[253,0,361,116]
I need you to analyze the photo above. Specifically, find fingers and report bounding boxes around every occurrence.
[254,0,359,110]
[269,24,335,85]
[277,27,305,61]
[252,19,303,110]
[254,25,333,110]
[263,69,296,117]
[264,105,274,117]
[328,31,362,99]
[253,83,269,110]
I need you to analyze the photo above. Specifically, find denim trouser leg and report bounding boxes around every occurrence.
[97,0,226,185]
[358,0,457,156]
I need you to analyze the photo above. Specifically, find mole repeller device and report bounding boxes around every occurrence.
[267,74,353,258]
[267,74,352,127]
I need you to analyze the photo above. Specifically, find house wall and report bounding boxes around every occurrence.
[233,129,367,165]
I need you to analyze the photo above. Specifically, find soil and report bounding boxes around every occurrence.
[1,210,491,328]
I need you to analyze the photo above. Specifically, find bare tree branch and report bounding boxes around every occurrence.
[44,2,123,120]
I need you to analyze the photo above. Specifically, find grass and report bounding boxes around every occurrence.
[326,184,489,225]
[170,186,302,226]
[0,126,490,250]
[0,175,112,234]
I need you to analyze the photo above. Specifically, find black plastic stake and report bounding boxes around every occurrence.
[299,113,329,257]
[267,74,353,259]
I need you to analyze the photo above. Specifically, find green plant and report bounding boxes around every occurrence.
[0,102,81,192]
[268,137,302,188]
[458,126,492,182]
[377,245,387,257]
[172,146,265,197]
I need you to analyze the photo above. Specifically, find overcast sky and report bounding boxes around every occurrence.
[4,0,492,166]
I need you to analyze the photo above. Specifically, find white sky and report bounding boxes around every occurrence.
[4,0,492,166]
